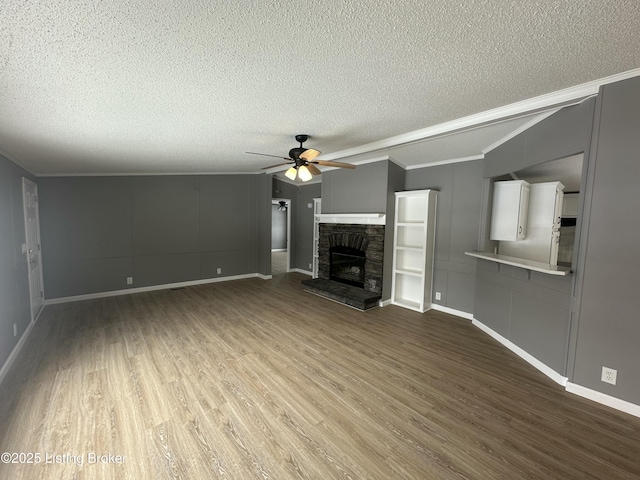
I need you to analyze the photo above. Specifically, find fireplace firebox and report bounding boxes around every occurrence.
[330,246,366,288]
[316,225,384,295]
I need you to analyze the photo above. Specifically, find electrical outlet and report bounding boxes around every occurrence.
[309,263,312,269]
[601,366,617,385]
[126,277,133,285]
[13,323,17,337]
[435,292,441,301]
[217,267,222,274]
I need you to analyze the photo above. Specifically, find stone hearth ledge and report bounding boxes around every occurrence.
[301,278,382,311]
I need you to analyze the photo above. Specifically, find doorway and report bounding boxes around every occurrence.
[271,199,291,275]
[22,178,45,321]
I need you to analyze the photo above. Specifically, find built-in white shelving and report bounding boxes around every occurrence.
[391,190,437,312]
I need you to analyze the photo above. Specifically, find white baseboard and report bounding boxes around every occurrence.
[471,318,568,387]
[0,319,37,387]
[566,383,640,419]
[430,306,568,386]
[467,316,640,419]
[44,273,268,305]
[289,268,313,276]
[431,303,474,320]
[379,299,392,307]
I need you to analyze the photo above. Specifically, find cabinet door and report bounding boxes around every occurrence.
[490,180,530,241]
[552,186,563,231]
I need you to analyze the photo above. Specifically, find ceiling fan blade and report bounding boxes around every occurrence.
[306,163,322,176]
[261,162,294,170]
[312,160,356,169]
[246,152,291,160]
[300,148,321,161]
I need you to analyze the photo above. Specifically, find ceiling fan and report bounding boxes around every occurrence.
[246,134,356,181]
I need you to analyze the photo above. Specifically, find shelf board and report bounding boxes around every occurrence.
[396,244,424,251]
[395,268,422,277]
[465,252,571,276]
[392,297,423,311]
[396,222,424,227]
[395,245,423,252]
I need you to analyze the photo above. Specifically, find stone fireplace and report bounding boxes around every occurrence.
[302,217,385,310]
[318,223,384,294]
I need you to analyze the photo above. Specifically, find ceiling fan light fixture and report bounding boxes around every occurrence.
[284,166,298,181]
[298,165,313,182]
[252,135,355,178]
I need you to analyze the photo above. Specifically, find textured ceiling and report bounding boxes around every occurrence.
[1,0,639,176]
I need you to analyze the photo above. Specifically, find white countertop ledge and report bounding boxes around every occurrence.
[465,251,572,276]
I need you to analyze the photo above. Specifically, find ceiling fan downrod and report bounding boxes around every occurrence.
[289,134,309,161]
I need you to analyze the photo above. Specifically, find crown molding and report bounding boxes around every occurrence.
[405,155,484,171]
[352,154,407,170]
[0,147,37,176]
[321,68,640,162]
[35,170,259,177]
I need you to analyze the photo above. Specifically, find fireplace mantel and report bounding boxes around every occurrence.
[315,213,386,225]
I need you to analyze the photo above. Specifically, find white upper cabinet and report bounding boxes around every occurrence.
[499,181,565,265]
[490,180,530,241]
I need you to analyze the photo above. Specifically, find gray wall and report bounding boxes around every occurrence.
[321,161,389,214]
[0,155,35,369]
[474,99,596,375]
[253,174,272,277]
[271,204,287,250]
[474,261,573,373]
[292,182,321,271]
[405,160,484,314]
[571,77,640,403]
[383,161,406,300]
[39,174,270,299]
[484,99,596,178]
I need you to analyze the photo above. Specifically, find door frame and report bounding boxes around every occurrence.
[271,198,291,273]
[22,177,45,322]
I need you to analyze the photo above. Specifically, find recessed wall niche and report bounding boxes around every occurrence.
[488,153,584,269]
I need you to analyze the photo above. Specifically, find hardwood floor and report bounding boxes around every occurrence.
[271,250,288,275]
[1,273,639,479]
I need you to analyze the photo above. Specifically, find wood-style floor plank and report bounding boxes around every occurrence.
[1,273,639,479]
